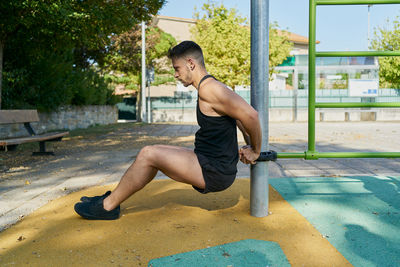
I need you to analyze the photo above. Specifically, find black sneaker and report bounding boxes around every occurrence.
[74,199,120,220]
[80,191,111,203]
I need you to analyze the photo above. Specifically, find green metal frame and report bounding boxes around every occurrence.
[278,0,400,160]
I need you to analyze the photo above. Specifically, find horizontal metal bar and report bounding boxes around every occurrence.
[314,152,400,158]
[277,152,305,159]
[277,151,400,159]
[316,51,400,57]
[315,102,400,108]
[316,0,400,5]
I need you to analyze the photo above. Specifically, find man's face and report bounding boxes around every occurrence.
[172,57,192,87]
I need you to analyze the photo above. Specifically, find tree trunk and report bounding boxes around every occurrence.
[0,40,3,109]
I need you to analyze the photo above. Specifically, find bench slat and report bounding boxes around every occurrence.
[0,132,69,146]
[0,110,39,124]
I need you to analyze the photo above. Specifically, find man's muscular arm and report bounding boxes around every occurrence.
[236,120,251,145]
[199,81,262,164]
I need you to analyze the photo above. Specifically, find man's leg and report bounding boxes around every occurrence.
[103,145,205,211]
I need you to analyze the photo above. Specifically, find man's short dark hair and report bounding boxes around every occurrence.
[168,41,205,67]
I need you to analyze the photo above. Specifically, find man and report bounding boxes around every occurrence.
[74,41,261,220]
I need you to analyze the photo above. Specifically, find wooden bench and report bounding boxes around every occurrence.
[0,110,69,155]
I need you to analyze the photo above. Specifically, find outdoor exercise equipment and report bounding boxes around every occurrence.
[250,0,270,217]
[257,151,278,162]
[250,0,400,217]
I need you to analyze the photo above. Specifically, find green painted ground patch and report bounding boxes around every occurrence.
[270,176,400,267]
[148,239,290,267]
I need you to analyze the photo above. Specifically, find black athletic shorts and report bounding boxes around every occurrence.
[193,153,237,194]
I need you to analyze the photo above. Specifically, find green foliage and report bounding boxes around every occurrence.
[0,0,166,66]
[371,17,400,89]
[104,25,177,101]
[1,0,165,110]
[152,74,175,86]
[3,51,75,111]
[191,2,292,88]
[192,3,250,88]
[105,26,177,75]
[269,23,293,77]
[2,50,119,112]
[105,74,140,91]
[332,73,348,89]
[287,73,293,86]
[298,73,306,89]
[69,68,121,107]
[318,80,326,89]
[105,74,139,85]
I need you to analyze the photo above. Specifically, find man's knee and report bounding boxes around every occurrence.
[137,145,160,163]
[138,145,153,158]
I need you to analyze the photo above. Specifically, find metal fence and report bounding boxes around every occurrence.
[150,89,400,110]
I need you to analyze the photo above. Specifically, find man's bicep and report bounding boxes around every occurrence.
[209,87,252,120]
[222,92,256,122]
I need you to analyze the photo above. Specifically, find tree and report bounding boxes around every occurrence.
[191,3,250,89]
[104,25,176,121]
[371,17,400,89]
[0,0,166,109]
[105,25,176,75]
[269,22,294,78]
[191,2,292,89]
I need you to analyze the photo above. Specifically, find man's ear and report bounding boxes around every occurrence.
[187,58,195,71]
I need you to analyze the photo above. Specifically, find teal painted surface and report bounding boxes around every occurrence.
[270,176,400,267]
[148,239,290,267]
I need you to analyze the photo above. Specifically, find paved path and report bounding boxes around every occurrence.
[0,122,399,231]
[268,122,400,177]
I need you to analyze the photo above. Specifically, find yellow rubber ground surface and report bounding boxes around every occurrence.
[0,179,351,266]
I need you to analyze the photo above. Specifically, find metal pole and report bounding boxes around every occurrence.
[293,68,299,122]
[147,83,151,123]
[368,4,371,49]
[250,0,269,217]
[141,21,147,123]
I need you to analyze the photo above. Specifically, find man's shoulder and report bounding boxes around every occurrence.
[199,79,232,99]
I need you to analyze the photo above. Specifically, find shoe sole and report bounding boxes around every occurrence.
[74,203,120,220]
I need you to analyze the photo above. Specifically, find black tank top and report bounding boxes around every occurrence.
[194,75,239,175]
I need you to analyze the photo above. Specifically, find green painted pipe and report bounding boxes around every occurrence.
[316,0,400,5]
[278,151,400,159]
[308,0,317,152]
[316,51,400,57]
[316,102,400,108]
[303,0,400,162]
[277,152,306,159]
[315,152,400,158]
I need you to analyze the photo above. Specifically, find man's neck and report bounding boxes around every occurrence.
[193,71,209,90]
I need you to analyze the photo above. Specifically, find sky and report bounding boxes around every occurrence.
[158,0,400,51]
